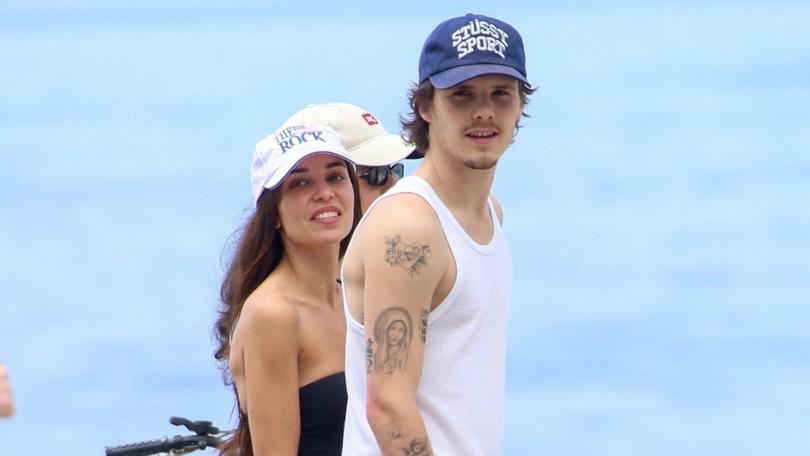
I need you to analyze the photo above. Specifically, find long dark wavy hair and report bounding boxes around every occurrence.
[400,79,537,156]
[213,160,361,456]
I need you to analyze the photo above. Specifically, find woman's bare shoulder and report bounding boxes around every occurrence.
[238,284,300,343]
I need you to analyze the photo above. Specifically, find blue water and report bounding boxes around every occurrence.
[1,1,809,454]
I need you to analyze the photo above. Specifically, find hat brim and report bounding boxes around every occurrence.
[429,64,529,90]
[349,133,416,166]
[263,150,355,192]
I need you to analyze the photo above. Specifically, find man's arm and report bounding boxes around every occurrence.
[360,195,448,455]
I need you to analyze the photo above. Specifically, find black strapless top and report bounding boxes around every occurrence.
[298,371,347,455]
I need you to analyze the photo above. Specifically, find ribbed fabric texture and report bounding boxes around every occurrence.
[342,176,512,456]
[298,372,347,455]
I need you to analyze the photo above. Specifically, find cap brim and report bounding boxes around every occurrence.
[429,64,529,90]
[349,134,417,166]
[264,150,355,191]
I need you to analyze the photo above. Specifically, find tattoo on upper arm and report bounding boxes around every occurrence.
[368,306,413,375]
[419,309,428,344]
[385,235,431,278]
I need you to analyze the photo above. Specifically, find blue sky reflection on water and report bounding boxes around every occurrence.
[1,1,809,454]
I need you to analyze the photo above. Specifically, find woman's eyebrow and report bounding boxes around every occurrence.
[291,160,346,174]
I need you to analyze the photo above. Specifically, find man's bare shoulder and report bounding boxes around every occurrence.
[351,192,451,287]
[361,192,442,237]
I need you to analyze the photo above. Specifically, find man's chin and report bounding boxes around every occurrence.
[463,158,499,170]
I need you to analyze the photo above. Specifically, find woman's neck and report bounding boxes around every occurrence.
[276,243,341,305]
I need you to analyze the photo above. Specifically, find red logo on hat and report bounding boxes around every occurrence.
[362,113,379,126]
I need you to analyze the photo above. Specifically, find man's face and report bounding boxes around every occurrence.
[356,164,403,213]
[420,74,522,170]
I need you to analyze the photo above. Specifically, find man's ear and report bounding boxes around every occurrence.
[418,104,432,124]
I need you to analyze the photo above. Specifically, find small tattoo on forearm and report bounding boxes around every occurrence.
[402,437,432,456]
[370,306,413,374]
[385,235,431,278]
[385,430,402,441]
[419,309,428,344]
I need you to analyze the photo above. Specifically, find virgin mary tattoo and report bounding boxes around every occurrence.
[371,306,413,374]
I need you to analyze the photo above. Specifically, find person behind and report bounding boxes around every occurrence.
[340,13,535,455]
[284,103,415,213]
[0,362,14,417]
[214,122,362,455]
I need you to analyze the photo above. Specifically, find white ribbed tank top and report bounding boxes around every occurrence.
[341,176,512,456]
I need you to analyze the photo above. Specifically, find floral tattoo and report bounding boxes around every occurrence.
[385,235,431,278]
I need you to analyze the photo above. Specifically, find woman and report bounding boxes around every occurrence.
[214,122,361,455]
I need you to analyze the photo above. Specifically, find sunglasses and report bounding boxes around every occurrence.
[357,163,404,187]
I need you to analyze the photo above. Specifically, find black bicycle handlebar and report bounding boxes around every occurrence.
[105,434,218,455]
[105,416,224,455]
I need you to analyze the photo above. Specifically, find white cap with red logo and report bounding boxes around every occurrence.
[284,103,415,166]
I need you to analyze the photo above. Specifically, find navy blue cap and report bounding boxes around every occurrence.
[418,14,529,89]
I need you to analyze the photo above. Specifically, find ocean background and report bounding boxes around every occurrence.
[1,1,808,454]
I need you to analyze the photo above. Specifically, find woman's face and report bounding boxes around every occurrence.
[387,320,407,346]
[277,154,355,248]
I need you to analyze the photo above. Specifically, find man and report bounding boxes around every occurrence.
[341,13,534,456]
[284,102,414,213]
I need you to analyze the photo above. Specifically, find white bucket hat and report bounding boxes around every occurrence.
[284,103,415,166]
[250,122,354,203]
